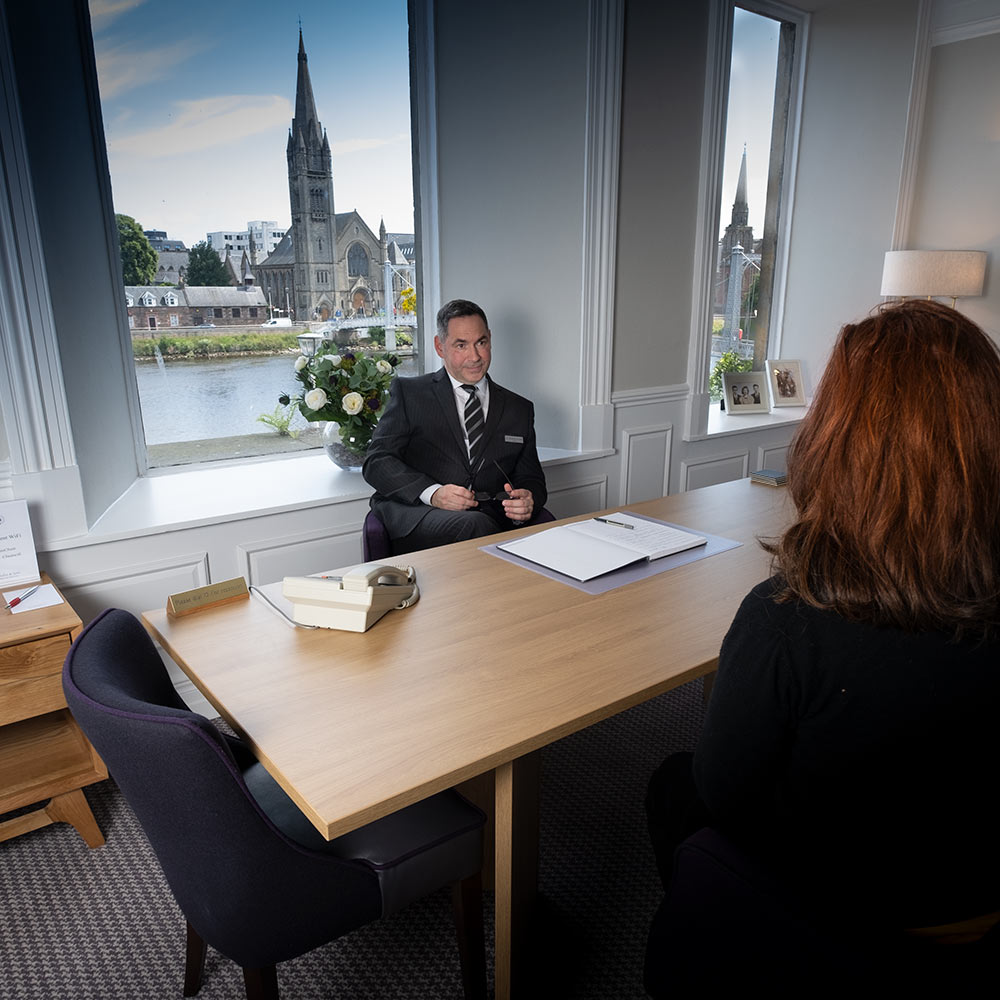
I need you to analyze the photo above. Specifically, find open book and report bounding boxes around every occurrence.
[497,513,707,582]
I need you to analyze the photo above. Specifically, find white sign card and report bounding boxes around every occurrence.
[0,499,40,587]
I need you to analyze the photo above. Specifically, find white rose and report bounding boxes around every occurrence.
[322,354,342,366]
[375,359,392,375]
[304,388,328,411]
[294,355,309,372]
[342,391,364,415]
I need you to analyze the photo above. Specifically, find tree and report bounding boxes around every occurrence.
[186,241,232,286]
[116,214,157,285]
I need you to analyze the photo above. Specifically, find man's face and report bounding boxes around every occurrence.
[435,314,492,384]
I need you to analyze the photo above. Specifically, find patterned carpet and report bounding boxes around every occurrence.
[0,680,705,999]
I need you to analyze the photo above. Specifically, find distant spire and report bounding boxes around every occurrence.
[293,30,322,147]
[731,145,749,227]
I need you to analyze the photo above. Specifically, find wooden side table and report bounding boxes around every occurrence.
[0,573,107,847]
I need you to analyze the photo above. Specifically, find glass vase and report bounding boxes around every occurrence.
[322,422,367,472]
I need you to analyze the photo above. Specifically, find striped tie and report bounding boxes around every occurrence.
[462,383,484,470]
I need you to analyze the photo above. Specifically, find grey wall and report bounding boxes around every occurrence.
[433,0,588,450]
[781,0,919,383]
[909,31,1000,338]
[613,0,710,392]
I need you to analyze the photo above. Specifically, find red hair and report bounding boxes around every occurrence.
[767,300,1000,637]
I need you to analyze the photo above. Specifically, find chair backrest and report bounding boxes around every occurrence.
[63,608,380,968]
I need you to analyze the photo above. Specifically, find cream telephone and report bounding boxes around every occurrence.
[281,563,419,632]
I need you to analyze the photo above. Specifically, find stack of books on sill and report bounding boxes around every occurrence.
[750,468,787,487]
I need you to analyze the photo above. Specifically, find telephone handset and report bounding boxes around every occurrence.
[281,562,419,632]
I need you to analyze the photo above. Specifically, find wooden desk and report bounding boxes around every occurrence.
[0,573,106,846]
[143,479,789,997]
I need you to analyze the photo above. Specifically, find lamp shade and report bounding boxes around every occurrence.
[880,250,987,299]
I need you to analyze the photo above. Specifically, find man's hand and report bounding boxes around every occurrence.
[430,484,479,510]
[502,484,534,523]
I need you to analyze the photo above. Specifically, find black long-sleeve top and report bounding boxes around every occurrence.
[693,578,1000,927]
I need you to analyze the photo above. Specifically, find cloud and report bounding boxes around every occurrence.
[95,37,207,98]
[108,95,293,159]
[89,0,148,22]
[331,133,408,157]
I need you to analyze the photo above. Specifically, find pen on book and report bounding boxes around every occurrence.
[593,517,634,530]
[5,585,40,610]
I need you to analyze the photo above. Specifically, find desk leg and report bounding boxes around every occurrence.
[494,752,541,1000]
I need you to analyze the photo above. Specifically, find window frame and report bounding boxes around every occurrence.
[684,0,808,439]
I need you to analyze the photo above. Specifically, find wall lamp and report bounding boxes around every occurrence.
[880,250,987,308]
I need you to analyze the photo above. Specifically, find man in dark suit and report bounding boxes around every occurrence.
[363,299,547,553]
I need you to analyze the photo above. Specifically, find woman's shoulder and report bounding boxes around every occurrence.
[729,577,851,645]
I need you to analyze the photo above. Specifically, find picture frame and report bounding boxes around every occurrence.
[722,372,770,413]
[765,359,806,406]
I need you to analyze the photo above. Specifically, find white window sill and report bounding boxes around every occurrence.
[47,446,601,551]
[687,401,810,442]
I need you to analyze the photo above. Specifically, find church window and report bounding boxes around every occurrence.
[348,243,369,277]
[699,2,804,404]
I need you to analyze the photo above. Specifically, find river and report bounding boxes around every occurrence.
[134,353,420,444]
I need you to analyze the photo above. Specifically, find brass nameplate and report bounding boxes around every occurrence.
[166,577,249,617]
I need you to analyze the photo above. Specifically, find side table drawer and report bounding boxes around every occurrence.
[0,634,72,725]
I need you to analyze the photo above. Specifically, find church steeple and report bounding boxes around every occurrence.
[286,30,337,321]
[292,29,323,149]
[731,145,749,227]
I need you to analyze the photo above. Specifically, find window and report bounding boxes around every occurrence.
[141,291,155,306]
[89,0,419,468]
[697,2,805,406]
[170,314,179,327]
[347,243,369,277]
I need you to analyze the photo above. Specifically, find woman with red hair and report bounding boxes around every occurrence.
[646,300,1000,988]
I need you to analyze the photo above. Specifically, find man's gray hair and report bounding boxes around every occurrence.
[436,299,488,337]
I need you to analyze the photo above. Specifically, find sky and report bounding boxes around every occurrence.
[719,8,781,240]
[89,0,413,249]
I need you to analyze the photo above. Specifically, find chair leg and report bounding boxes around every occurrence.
[242,965,279,1000]
[183,921,207,997]
[452,873,487,1000]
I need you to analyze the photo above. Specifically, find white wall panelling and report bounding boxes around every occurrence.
[237,522,365,584]
[619,424,673,505]
[680,451,750,493]
[545,475,608,519]
[757,443,790,473]
[55,551,209,625]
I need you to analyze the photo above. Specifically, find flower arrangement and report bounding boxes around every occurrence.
[280,344,400,458]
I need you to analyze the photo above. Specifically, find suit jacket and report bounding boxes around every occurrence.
[363,369,547,539]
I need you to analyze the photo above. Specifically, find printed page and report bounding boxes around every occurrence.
[566,514,707,560]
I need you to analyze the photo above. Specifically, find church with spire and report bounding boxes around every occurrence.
[713,146,760,313]
[256,31,414,323]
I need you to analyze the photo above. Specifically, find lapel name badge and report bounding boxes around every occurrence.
[504,435,524,443]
